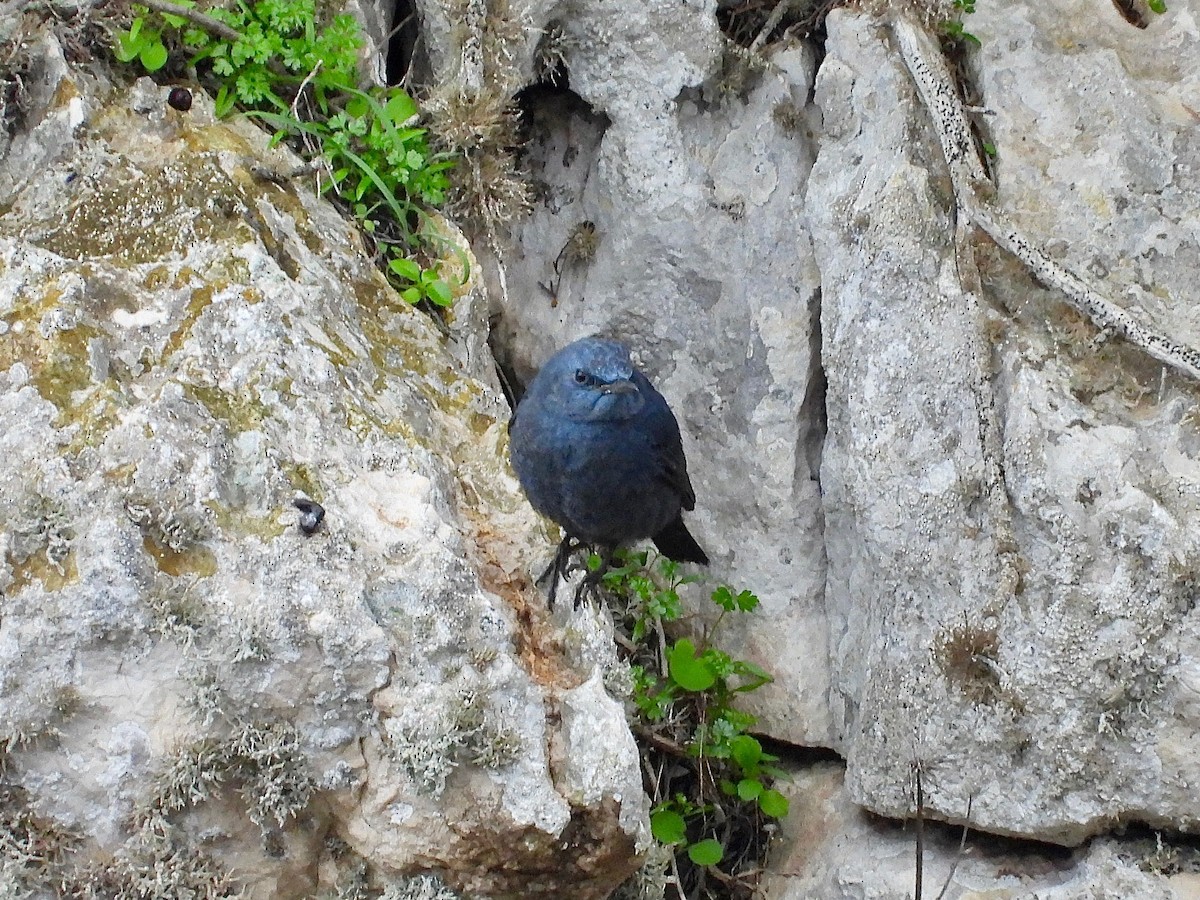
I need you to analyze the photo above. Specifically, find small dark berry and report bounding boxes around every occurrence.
[293,497,325,535]
[168,87,193,112]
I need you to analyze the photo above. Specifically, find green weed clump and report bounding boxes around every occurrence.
[598,551,788,898]
[114,0,460,311]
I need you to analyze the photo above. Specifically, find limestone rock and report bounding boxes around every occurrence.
[811,4,1200,845]
[761,761,1193,900]
[0,45,645,900]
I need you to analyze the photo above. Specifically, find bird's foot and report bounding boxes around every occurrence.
[572,548,615,609]
[539,538,614,610]
[540,536,588,609]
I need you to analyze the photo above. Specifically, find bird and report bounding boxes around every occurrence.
[508,337,708,606]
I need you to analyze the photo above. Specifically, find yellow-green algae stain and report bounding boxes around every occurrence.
[31,154,254,265]
[337,266,507,448]
[61,385,124,456]
[142,535,218,579]
[203,501,288,541]
[162,285,217,361]
[184,383,270,433]
[281,462,321,501]
[5,551,79,595]
[0,285,100,417]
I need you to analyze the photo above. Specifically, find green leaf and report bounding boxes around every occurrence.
[400,287,422,304]
[733,588,759,612]
[384,89,419,124]
[667,639,716,692]
[214,84,234,117]
[138,39,168,70]
[650,809,686,845]
[425,278,453,307]
[391,256,424,282]
[711,585,735,611]
[687,839,724,867]
[729,735,762,771]
[759,788,790,819]
[1148,0,1166,12]
[732,659,773,692]
[737,778,763,801]
[114,32,142,63]
[333,145,411,225]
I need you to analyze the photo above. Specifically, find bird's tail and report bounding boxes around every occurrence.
[652,516,709,565]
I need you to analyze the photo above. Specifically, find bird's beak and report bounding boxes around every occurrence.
[602,379,638,396]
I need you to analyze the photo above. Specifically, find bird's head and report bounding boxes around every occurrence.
[544,338,646,421]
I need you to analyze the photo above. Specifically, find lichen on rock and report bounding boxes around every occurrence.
[0,30,646,898]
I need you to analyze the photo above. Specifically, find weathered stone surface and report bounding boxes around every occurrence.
[0,51,646,900]
[971,0,1200,349]
[490,0,832,747]
[10,0,1200,891]
[762,761,1198,900]
[811,3,1200,845]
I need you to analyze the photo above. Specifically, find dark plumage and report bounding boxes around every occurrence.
[509,337,708,604]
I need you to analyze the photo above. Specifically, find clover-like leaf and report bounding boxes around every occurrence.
[759,788,790,819]
[650,809,686,846]
[667,638,716,692]
[687,839,724,867]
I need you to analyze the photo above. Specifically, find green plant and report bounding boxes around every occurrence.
[187,0,361,115]
[114,11,174,71]
[600,551,787,896]
[941,0,981,47]
[113,0,457,309]
[387,256,454,308]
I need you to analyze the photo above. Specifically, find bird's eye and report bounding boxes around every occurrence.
[573,369,589,385]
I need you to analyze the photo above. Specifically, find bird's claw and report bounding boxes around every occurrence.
[541,537,612,610]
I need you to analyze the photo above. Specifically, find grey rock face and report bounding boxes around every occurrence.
[811,4,1200,845]
[492,0,832,747]
[762,762,1189,900]
[0,57,645,900]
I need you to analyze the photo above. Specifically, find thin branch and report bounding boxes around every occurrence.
[914,762,925,900]
[668,851,687,900]
[935,795,973,900]
[749,0,793,52]
[633,726,690,759]
[289,60,322,119]
[384,12,415,47]
[890,10,1200,383]
[132,0,244,44]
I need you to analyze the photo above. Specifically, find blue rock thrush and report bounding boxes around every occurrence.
[508,337,708,605]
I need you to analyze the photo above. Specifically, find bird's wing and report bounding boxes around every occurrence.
[659,442,697,511]
[637,373,698,511]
